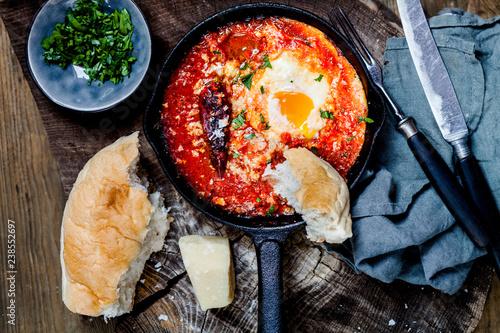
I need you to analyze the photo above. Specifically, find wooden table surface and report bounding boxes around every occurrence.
[1,0,499,332]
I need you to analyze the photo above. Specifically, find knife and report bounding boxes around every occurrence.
[397,0,500,274]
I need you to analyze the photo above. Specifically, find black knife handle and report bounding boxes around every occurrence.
[457,154,500,275]
[457,155,500,230]
[397,117,489,247]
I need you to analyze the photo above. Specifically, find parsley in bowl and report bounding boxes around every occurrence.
[41,0,137,86]
[26,0,151,112]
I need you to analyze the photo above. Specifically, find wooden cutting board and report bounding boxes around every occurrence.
[0,0,493,332]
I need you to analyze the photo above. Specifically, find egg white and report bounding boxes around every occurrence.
[257,51,330,140]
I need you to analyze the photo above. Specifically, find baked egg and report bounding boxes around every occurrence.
[259,52,331,140]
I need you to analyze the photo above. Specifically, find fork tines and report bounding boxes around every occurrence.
[327,6,376,66]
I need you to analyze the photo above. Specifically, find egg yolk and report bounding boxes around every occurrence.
[275,91,316,139]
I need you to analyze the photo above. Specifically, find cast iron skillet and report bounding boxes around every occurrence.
[144,3,386,332]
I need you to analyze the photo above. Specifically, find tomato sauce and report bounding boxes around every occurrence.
[161,17,368,217]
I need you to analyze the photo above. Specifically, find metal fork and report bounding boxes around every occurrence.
[327,7,405,122]
[327,6,490,248]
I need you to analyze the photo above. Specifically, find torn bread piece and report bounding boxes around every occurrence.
[263,147,352,243]
[179,235,235,311]
[60,132,172,319]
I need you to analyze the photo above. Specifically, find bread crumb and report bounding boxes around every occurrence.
[388,319,396,326]
[158,314,169,321]
[139,279,145,284]
[154,262,162,268]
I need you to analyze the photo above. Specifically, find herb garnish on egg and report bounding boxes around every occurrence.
[261,54,272,69]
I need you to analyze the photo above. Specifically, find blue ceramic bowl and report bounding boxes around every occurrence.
[26,0,151,112]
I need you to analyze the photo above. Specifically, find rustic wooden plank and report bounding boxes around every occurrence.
[380,0,500,18]
[0,17,114,333]
[0,0,497,332]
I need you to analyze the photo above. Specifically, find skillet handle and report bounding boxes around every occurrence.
[252,236,287,333]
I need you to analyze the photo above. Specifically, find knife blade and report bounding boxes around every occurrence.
[397,0,500,274]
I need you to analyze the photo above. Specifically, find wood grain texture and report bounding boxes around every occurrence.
[0,0,498,332]
[0,17,113,333]
[380,0,500,18]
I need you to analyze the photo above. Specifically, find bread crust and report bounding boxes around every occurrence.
[60,132,154,316]
[280,148,352,243]
[284,148,349,214]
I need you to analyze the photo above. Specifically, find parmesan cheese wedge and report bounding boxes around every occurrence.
[179,235,235,311]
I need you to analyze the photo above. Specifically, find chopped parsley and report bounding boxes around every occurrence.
[304,40,311,46]
[261,54,272,69]
[358,116,374,123]
[266,206,276,216]
[314,74,324,82]
[256,197,262,203]
[233,71,241,83]
[266,159,272,164]
[259,113,265,123]
[233,152,240,158]
[260,86,265,94]
[320,109,335,119]
[212,50,221,55]
[344,152,349,157]
[347,135,356,141]
[264,122,271,130]
[240,62,253,70]
[40,0,137,86]
[244,133,256,140]
[236,55,271,90]
[311,146,318,155]
[240,71,256,90]
[232,111,246,129]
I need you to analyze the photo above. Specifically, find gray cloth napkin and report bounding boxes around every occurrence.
[329,9,500,294]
